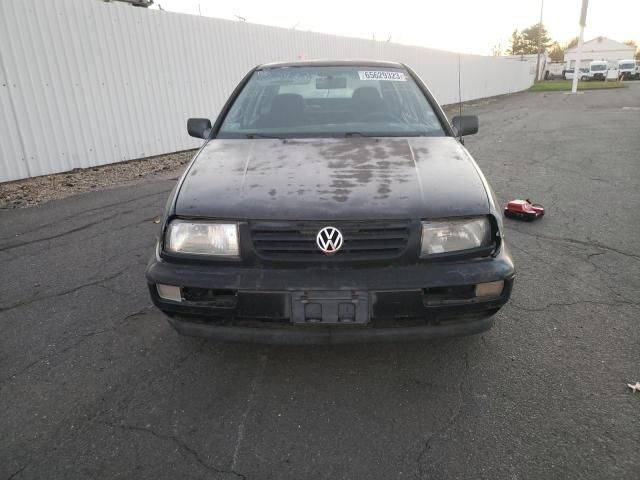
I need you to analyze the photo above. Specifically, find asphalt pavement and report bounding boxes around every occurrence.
[1,83,639,480]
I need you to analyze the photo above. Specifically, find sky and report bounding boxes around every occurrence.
[149,0,639,55]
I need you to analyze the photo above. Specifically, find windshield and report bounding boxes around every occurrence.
[619,63,634,70]
[217,66,445,138]
[591,64,607,71]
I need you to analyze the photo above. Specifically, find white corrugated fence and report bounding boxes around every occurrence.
[0,0,534,182]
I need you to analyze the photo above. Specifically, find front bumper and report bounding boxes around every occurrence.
[146,246,515,344]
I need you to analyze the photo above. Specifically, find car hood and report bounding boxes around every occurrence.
[175,137,490,220]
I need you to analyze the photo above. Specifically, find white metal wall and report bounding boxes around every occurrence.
[0,0,534,182]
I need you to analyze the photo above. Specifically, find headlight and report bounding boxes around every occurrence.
[165,220,239,257]
[421,217,491,256]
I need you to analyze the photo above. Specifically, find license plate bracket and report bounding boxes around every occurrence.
[291,291,369,325]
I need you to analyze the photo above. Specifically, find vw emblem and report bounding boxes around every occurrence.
[316,226,343,254]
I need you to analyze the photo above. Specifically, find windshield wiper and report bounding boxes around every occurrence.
[344,132,375,137]
[344,132,425,138]
[244,133,284,139]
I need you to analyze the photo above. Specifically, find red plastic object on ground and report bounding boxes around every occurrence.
[504,199,545,221]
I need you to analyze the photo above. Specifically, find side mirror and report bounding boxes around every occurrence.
[451,115,479,137]
[187,118,212,139]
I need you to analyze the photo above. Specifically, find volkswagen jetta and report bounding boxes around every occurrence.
[146,60,515,344]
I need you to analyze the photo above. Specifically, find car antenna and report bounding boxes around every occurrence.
[457,53,463,142]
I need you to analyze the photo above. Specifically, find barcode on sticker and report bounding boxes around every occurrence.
[358,71,406,81]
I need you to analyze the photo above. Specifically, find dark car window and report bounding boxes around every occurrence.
[217,66,445,138]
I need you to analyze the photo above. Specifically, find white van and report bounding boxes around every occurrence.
[588,61,608,81]
[617,59,638,80]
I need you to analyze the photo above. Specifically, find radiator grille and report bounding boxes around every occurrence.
[249,221,411,262]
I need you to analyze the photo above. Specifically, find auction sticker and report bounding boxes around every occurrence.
[255,69,312,83]
[358,71,406,81]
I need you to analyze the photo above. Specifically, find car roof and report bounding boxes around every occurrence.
[257,59,405,70]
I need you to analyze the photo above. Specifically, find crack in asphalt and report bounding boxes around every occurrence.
[98,283,141,298]
[0,307,151,387]
[0,211,124,252]
[509,299,638,313]
[3,336,208,480]
[0,217,157,264]
[109,339,208,421]
[507,227,640,261]
[100,421,246,480]
[99,242,155,267]
[0,264,140,313]
[5,465,27,480]
[0,188,171,242]
[231,353,268,472]
[533,161,628,188]
[0,196,161,253]
[415,352,468,479]
[508,236,637,305]
[508,228,640,312]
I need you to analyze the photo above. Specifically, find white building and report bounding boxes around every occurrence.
[565,36,635,69]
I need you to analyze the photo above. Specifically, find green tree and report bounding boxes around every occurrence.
[548,42,564,62]
[520,23,552,54]
[623,39,639,60]
[508,23,552,55]
[507,29,525,55]
[565,37,579,50]
[620,40,639,60]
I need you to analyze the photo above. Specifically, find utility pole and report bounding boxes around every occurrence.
[571,0,589,93]
[534,0,544,81]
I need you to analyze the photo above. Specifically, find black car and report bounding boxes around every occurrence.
[146,60,515,344]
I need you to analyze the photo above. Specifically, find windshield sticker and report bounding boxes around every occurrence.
[255,70,312,84]
[358,71,406,81]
